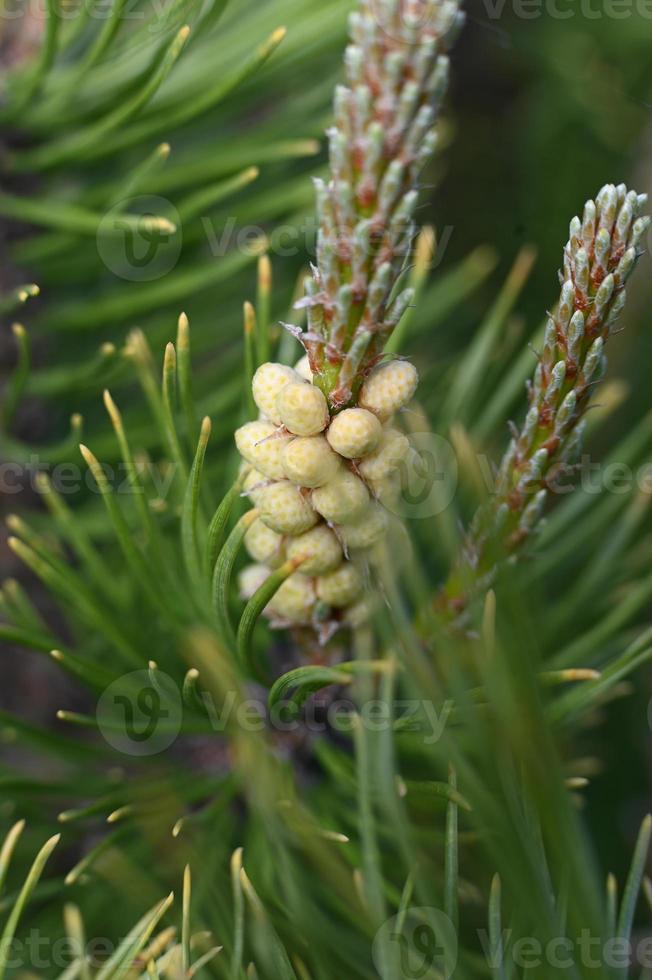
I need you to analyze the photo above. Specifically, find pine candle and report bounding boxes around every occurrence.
[234,0,464,632]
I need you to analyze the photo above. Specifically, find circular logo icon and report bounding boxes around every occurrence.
[369,0,440,43]
[373,907,457,979]
[97,670,182,756]
[384,431,458,520]
[97,195,182,282]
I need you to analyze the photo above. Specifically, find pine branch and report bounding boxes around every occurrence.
[298,0,464,408]
[441,183,651,615]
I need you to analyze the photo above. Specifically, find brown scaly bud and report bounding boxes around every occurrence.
[292,0,464,409]
[443,183,650,613]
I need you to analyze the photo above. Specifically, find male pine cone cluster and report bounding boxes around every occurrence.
[235,356,418,631]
